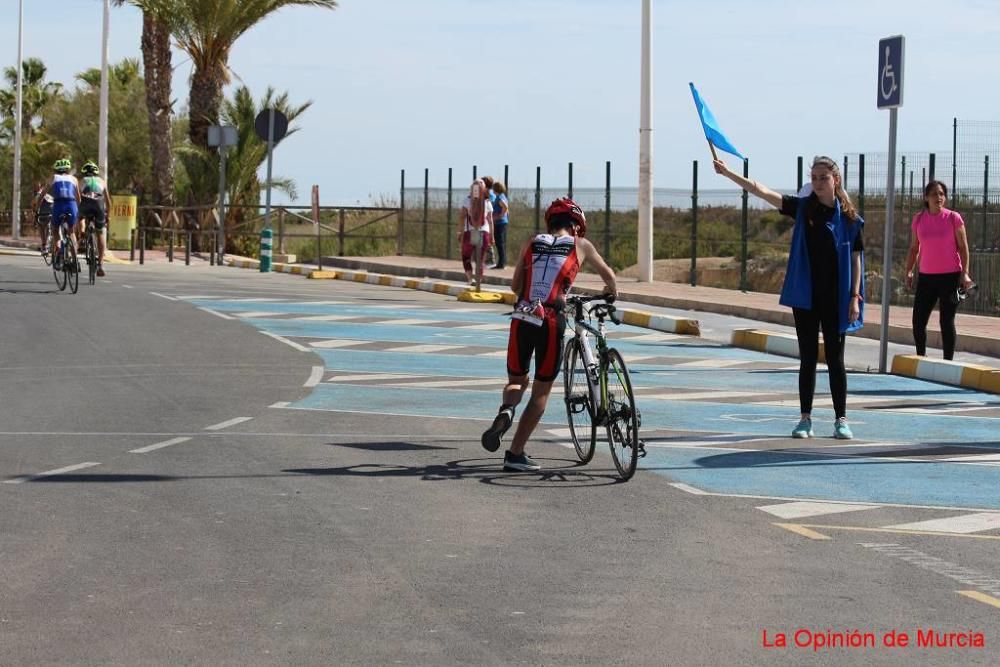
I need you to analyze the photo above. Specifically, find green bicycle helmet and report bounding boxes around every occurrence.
[53,158,72,173]
[81,161,99,175]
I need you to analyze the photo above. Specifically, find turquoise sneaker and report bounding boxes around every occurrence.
[833,418,854,440]
[791,417,813,438]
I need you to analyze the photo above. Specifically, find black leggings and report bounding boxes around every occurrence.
[912,272,960,360]
[793,305,847,419]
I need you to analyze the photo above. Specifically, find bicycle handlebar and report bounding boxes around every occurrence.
[565,293,621,325]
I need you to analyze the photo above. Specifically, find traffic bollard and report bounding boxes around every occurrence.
[260,228,273,272]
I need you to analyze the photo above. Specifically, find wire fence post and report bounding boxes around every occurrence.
[446,167,453,260]
[503,164,509,191]
[740,159,749,292]
[952,117,958,198]
[472,164,477,181]
[844,155,849,191]
[929,152,936,181]
[859,154,866,220]
[568,162,573,199]
[398,169,405,255]
[422,167,429,255]
[604,160,611,259]
[690,160,698,287]
[534,166,541,234]
[797,156,803,192]
[983,155,990,249]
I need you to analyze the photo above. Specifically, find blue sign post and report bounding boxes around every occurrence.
[877,35,904,372]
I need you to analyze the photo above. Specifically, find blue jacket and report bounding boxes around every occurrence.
[778,196,865,334]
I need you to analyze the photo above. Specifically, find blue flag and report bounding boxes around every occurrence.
[689,83,744,159]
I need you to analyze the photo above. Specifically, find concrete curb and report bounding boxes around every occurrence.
[731,328,827,363]
[891,354,1000,394]
[222,256,700,336]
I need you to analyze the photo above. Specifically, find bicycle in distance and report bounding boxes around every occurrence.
[50,212,80,294]
[35,201,52,267]
[80,213,101,285]
[562,294,645,480]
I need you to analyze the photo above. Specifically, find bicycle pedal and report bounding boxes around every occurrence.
[637,440,648,458]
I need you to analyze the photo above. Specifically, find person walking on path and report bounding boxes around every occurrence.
[481,197,617,471]
[491,180,510,269]
[903,180,974,360]
[457,179,494,285]
[714,155,864,440]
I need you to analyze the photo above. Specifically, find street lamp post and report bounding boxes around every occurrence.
[637,0,653,282]
[99,0,110,175]
[12,0,25,240]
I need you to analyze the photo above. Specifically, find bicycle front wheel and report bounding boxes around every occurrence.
[604,348,640,480]
[86,235,97,285]
[53,246,67,291]
[563,337,596,463]
[66,243,79,294]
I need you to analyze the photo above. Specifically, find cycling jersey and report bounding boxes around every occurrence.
[51,174,78,201]
[520,233,580,306]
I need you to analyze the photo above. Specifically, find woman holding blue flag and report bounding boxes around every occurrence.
[714,156,864,440]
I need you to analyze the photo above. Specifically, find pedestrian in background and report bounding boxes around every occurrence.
[491,180,510,269]
[714,155,864,440]
[457,178,493,285]
[481,176,498,267]
[903,180,974,360]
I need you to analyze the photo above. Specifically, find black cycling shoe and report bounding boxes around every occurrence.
[482,406,514,452]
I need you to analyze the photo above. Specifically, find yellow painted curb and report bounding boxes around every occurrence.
[623,311,652,328]
[308,270,339,280]
[457,290,505,303]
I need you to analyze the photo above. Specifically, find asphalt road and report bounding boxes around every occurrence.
[1,253,997,665]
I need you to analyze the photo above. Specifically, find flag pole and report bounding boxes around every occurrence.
[707,141,718,162]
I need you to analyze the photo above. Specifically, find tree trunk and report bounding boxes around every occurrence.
[141,13,173,207]
[188,63,224,154]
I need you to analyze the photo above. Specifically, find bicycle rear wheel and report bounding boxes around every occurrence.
[563,337,596,463]
[53,245,67,290]
[86,234,97,285]
[39,225,51,266]
[604,348,640,480]
[66,243,79,294]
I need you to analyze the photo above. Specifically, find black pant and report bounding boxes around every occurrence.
[494,223,508,268]
[912,271,960,360]
[793,304,847,419]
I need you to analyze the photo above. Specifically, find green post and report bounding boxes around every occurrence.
[259,227,273,273]
[604,161,611,259]
[534,166,541,233]
[690,160,698,286]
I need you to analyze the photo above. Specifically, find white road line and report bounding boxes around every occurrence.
[204,417,253,431]
[304,366,325,387]
[260,331,310,352]
[233,311,284,318]
[309,339,370,349]
[4,462,101,484]
[886,513,1000,534]
[198,307,234,320]
[757,501,879,519]
[122,285,133,289]
[944,453,1000,463]
[150,292,177,301]
[453,323,510,331]
[130,437,192,454]
[669,482,710,495]
[269,401,291,408]
[387,344,463,353]
[675,358,751,368]
[370,318,443,326]
[389,378,501,388]
[642,390,771,401]
[294,314,368,321]
[327,373,417,382]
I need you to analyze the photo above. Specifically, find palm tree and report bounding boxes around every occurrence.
[131,0,337,160]
[0,58,62,141]
[112,0,174,206]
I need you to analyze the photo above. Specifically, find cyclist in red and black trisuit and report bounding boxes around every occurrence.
[481,197,617,471]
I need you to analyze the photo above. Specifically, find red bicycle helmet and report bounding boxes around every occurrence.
[544,197,587,237]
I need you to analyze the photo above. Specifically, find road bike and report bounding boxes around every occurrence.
[562,294,645,480]
[51,213,79,294]
[80,214,100,285]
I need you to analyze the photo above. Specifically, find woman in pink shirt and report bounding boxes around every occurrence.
[903,180,974,360]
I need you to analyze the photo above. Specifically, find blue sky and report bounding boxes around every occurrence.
[7,0,1000,205]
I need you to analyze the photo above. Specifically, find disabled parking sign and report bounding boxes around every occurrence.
[877,35,904,109]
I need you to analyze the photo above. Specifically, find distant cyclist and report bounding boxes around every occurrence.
[47,158,81,257]
[481,197,617,471]
[78,161,113,277]
[32,182,54,258]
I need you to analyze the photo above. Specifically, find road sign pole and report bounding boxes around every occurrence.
[264,109,275,231]
[879,106,898,373]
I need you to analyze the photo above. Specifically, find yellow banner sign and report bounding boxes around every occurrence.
[108,195,137,248]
